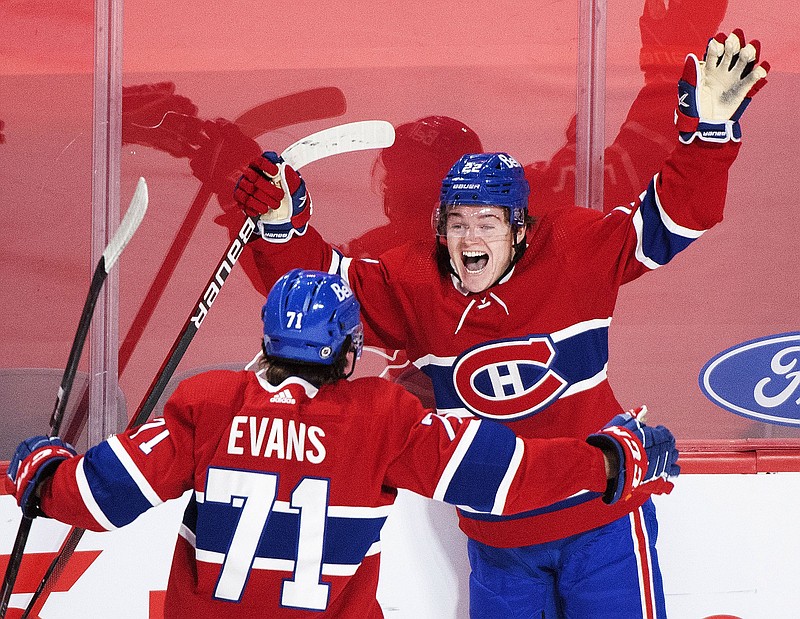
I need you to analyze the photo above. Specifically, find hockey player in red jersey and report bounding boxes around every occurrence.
[231,32,768,618]
[7,270,678,618]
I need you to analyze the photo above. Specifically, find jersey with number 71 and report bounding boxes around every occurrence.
[38,368,609,618]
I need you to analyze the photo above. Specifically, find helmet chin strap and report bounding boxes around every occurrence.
[343,350,358,379]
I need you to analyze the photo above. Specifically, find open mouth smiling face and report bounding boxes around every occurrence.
[444,205,516,293]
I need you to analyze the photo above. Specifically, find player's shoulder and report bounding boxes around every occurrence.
[333,376,426,416]
[336,374,406,397]
[539,204,604,227]
[388,240,444,290]
[376,239,437,268]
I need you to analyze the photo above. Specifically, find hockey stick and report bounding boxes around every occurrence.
[18,120,395,618]
[60,86,347,446]
[0,178,148,618]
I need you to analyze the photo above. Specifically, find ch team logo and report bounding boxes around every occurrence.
[452,336,568,421]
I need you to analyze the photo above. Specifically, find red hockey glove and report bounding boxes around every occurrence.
[676,29,769,144]
[189,119,262,205]
[234,152,312,243]
[588,407,680,504]
[6,436,77,518]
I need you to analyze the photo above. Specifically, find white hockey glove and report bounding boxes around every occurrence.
[676,29,769,144]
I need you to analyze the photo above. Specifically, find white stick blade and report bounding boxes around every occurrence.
[281,120,396,170]
[103,177,148,271]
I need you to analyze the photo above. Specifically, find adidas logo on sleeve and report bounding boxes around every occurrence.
[270,389,296,405]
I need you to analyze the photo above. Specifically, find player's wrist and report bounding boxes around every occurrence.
[600,445,621,480]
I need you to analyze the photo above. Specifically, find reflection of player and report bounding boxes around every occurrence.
[5,269,678,618]
[344,0,732,259]
[232,32,767,618]
[343,116,483,258]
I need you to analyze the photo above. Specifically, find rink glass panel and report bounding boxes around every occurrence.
[1,0,798,465]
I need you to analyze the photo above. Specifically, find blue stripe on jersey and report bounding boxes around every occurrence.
[638,180,696,265]
[81,441,153,527]
[422,327,608,415]
[193,501,386,566]
[458,490,603,522]
[443,421,518,511]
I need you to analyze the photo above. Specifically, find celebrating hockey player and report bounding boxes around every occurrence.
[231,31,768,618]
[7,269,677,618]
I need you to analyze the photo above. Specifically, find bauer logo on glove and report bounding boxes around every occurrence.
[675,29,769,144]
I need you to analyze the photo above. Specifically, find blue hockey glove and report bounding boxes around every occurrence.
[588,407,680,504]
[676,29,769,144]
[6,436,77,518]
[233,151,312,243]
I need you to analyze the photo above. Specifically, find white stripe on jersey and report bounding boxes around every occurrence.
[457,488,592,515]
[328,249,343,277]
[413,352,456,368]
[75,458,117,531]
[432,419,481,502]
[193,490,392,520]
[490,437,525,515]
[416,318,613,370]
[632,177,706,271]
[179,522,197,546]
[651,176,705,239]
[186,541,381,576]
[327,504,393,519]
[550,318,612,343]
[561,362,609,398]
[107,435,163,507]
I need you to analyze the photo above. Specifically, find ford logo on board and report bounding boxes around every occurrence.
[699,332,800,426]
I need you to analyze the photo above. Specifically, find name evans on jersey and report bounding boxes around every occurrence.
[226,415,326,463]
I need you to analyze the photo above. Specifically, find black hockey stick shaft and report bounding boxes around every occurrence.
[0,262,107,615]
[0,179,148,618]
[18,215,257,618]
[130,215,256,427]
[0,518,32,619]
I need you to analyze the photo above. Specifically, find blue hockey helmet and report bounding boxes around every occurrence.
[434,152,530,235]
[262,269,363,365]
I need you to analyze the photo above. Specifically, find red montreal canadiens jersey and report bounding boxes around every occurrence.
[39,369,608,617]
[247,141,738,547]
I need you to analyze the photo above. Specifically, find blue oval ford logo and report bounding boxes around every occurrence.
[699,332,800,426]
